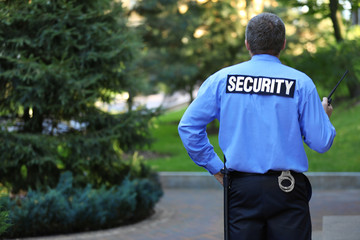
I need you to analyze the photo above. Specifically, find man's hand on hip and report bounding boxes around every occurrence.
[214,171,224,186]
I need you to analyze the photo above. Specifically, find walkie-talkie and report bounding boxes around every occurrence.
[327,70,349,105]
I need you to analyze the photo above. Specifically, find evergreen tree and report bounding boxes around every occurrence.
[0,0,158,192]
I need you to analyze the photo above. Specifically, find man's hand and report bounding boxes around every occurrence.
[322,97,333,118]
[214,171,224,186]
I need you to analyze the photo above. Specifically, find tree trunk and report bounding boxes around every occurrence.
[347,81,360,99]
[329,0,343,42]
[352,2,360,25]
[188,84,194,104]
[127,91,134,112]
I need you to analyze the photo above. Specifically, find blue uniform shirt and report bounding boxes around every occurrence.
[178,54,336,175]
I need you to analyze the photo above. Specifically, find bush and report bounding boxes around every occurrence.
[0,171,163,238]
[0,107,159,193]
[0,132,60,193]
[0,208,11,235]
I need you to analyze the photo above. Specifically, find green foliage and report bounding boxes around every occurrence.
[0,171,163,238]
[277,0,350,42]
[0,0,137,127]
[56,108,160,188]
[0,0,161,193]
[134,0,246,100]
[0,132,60,192]
[0,186,11,235]
[0,107,160,192]
[285,39,360,99]
[134,0,360,102]
[0,206,11,235]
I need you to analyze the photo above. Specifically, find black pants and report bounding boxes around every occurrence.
[227,172,312,240]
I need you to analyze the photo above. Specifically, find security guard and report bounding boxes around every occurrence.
[178,13,336,240]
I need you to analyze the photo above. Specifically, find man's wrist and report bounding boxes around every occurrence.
[214,171,224,186]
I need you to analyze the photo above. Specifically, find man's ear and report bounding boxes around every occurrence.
[281,39,286,50]
[245,40,251,51]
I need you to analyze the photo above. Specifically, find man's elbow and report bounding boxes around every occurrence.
[178,121,192,140]
[310,135,336,153]
[315,146,331,154]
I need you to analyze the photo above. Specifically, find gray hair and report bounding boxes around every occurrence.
[245,13,286,56]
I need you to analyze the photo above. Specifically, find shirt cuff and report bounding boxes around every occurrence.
[204,155,224,175]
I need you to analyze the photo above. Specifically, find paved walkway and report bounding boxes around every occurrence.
[20,187,360,240]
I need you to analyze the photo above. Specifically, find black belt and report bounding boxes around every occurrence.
[228,170,299,178]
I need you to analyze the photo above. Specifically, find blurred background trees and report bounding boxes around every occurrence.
[276,0,360,98]
[131,0,360,101]
[133,0,246,102]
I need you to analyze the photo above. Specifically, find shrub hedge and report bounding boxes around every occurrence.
[0,207,10,235]
[0,170,163,238]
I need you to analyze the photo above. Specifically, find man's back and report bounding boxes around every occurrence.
[179,54,335,174]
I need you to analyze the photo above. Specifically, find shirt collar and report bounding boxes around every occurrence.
[251,54,281,63]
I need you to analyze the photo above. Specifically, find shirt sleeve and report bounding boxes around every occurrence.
[178,77,224,175]
[299,86,336,153]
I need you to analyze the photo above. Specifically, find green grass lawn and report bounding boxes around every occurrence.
[143,99,360,172]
